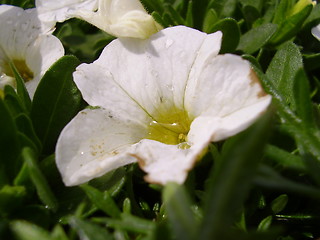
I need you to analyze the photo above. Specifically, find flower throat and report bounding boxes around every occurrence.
[2,59,34,82]
[146,106,192,148]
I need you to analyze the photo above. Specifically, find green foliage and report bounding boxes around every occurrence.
[2,0,320,240]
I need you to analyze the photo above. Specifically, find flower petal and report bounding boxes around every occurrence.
[35,0,97,23]
[185,54,271,118]
[74,26,215,122]
[132,140,202,185]
[56,108,147,186]
[312,24,320,41]
[185,53,271,142]
[25,34,64,97]
[72,0,160,38]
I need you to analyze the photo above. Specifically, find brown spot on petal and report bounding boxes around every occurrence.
[249,70,267,98]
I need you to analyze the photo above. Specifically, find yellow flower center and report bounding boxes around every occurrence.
[147,106,192,149]
[2,59,34,83]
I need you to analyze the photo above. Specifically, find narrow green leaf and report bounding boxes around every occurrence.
[69,216,113,240]
[22,147,58,211]
[31,55,82,154]
[151,11,168,28]
[271,194,288,214]
[15,113,42,152]
[209,18,240,53]
[237,23,278,54]
[80,184,121,218]
[3,85,25,117]
[269,4,313,46]
[202,8,218,33]
[51,225,69,240]
[10,221,52,240]
[0,185,26,217]
[209,0,238,18]
[198,112,272,239]
[293,69,315,127]
[9,62,31,112]
[0,98,20,185]
[255,164,320,199]
[272,0,292,25]
[265,145,306,171]
[185,0,194,27]
[162,182,197,240]
[164,4,185,25]
[94,213,155,234]
[266,41,303,111]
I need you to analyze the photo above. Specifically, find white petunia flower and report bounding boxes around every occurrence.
[0,5,64,97]
[56,26,272,186]
[35,0,161,39]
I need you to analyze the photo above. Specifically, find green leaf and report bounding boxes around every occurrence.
[0,98,20,185]
[265,145,306,171]
[237,23,278,54]
[184,1,194,27]
[31,55,82,154]
[3,85,25,117]
[15,113,42,152]
[69,216,113,240]
[293,69,315,128]
[208,0,238,18]
[94,213,155,234]
[271,194,288,214]
[203,8,218,33]
[0,185,26,217]
[9,61,31,112]
[257,216,273,232]
[198,112,272,239]
[162,183,197,240]
[266,41,303,111]
[209,18,240,53]
[164,4,185,25]
[10,221,52,240]
[22,147,58,211]
[269,4,313,46]
[272,0,293,25]
[255,164,320,199]
[80,184,121,218]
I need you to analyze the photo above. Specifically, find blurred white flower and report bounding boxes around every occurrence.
[56,26,272,186]
[35,0,161,39]
[0,5,64,97]
[312,24,320,41]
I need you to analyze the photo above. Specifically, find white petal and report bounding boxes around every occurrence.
[312,24,320,41]
[188,98,271,144]
[72,0,160,38]
[74,26,213,122]
[25,34,64,97]
[186,54,271,118]
[36,0,97,23]
[132,140,203,185]
[185,54,271,142]
[56,108,147,186]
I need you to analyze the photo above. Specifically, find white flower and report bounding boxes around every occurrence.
[56,26,272,186]
[0,5,64,97]
[35,0,161,39]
